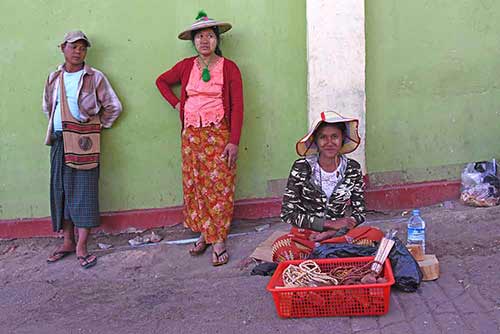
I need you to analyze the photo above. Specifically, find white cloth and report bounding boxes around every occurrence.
[312,156,346,198]
[53,70,84,131]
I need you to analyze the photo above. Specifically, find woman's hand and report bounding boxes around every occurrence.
[309,231,336,242]
[309,218,356,242]
[323,218,357,231]
[221,143,238,168]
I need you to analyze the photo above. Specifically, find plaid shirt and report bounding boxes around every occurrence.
[42,64,122,144]
[281,155,366,232]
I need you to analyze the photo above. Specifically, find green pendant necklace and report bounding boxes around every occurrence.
[198,55,213,82]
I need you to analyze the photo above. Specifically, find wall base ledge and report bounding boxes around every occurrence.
[0,179,461,238]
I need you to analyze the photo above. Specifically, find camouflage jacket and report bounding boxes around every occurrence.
[280,155,366,232]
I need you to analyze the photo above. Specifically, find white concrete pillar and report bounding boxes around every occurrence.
[307,0,366,172]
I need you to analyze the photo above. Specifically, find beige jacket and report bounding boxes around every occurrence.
[42,64,123,144]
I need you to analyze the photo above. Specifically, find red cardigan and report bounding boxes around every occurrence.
[156,56,244,145]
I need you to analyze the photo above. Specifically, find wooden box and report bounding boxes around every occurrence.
[406,244,425,261]
[418,254,440,281]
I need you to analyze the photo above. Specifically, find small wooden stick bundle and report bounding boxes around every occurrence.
[371,230,396,274]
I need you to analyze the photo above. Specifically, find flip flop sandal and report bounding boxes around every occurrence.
[47,250,74,263]
[77,254,97,269]
[189,240,208,256]
[212,250,229,267]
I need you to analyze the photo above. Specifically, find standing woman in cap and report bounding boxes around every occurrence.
[156,11,243,266]
[272,112,383,262]
[43,31,122,268]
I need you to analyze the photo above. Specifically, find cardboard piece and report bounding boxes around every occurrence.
[249,230,288,262]
[418,254,440,281]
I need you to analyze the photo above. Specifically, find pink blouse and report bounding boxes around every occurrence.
[184,58,225,128]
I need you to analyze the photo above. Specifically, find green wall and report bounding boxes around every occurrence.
[0,0,307,219]
[365,0,500,183]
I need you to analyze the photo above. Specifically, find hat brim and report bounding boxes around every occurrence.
[178,22,232,40]
[61,38,91,47]
[296,114,361,156]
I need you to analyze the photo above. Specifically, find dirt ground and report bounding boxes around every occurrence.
[0,200,499,334]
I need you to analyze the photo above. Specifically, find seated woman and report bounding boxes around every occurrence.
[272,111,382,262]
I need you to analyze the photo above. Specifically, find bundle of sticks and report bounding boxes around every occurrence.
[371,230,397,274]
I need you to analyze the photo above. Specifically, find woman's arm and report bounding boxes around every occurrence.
[280,160,325,232]
[349,161,366,226]
[155,60,184,108]
[227,61,243,145]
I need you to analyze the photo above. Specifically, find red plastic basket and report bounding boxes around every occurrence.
[266,256,395,318]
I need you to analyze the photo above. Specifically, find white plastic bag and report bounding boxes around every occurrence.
[460,159,500,207]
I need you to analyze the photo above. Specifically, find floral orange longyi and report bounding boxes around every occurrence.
[181,122,236,244]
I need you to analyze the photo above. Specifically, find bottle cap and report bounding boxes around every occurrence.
[412,209,420,215]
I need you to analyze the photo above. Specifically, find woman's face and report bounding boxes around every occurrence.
[316,124,343,159]
[193,28,218,57]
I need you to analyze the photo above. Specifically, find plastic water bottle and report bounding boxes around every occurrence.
[407,209,426,254]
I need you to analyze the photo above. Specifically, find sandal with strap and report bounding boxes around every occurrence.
[189,240,208,256]
[77,254,97,269]
[47,250,74,263]
[212,249,229,267]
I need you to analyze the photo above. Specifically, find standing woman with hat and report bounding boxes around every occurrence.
[156,11,243,266]
[272,112,383,262]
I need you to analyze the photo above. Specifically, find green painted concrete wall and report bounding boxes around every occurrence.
[365,0,500,183]
[0,0,307,219]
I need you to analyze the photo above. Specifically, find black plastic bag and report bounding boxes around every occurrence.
[251,262,278,276]
[310,237,423,292]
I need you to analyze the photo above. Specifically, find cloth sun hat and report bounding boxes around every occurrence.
[296,111,361,156]
[178,10,232,40]
[60,30,91,47]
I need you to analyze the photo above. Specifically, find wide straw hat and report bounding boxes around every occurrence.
[296,111,361,156]
[178,10,232,40]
